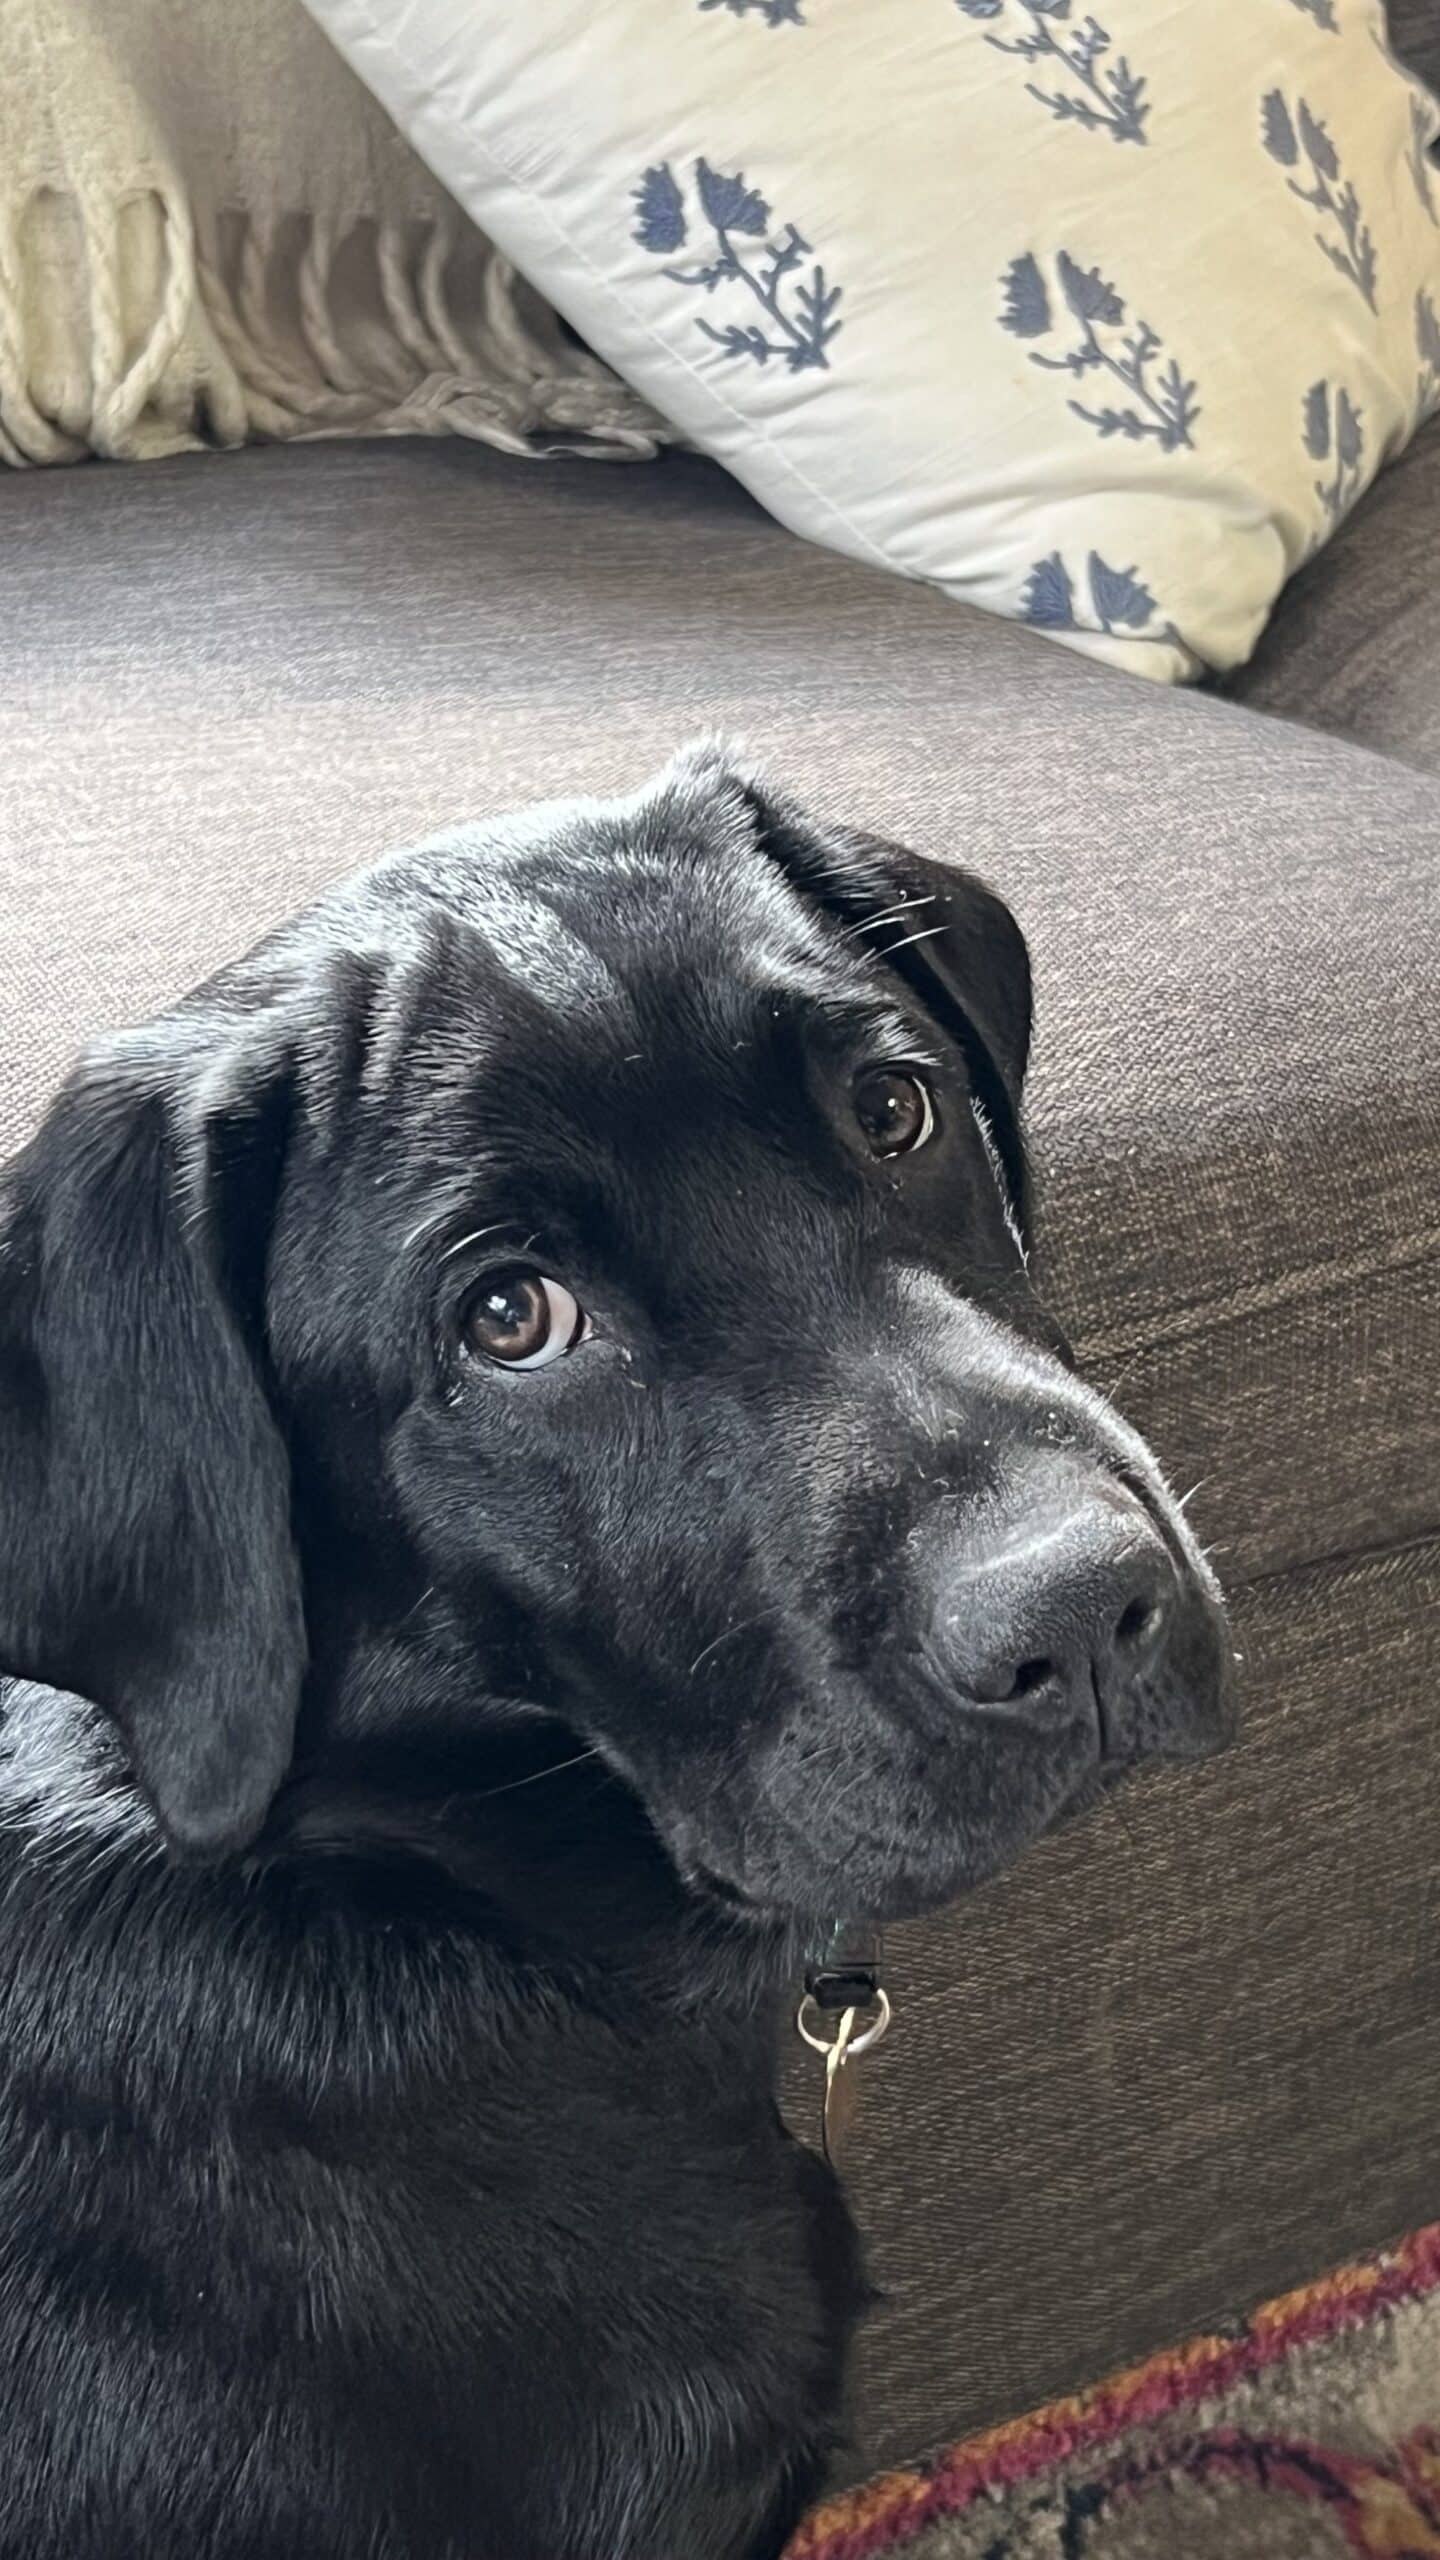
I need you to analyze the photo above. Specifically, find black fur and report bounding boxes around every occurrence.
[0,748,1232,2559]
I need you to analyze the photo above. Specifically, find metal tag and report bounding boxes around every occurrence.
[823,2009,861,2168]
[796,1987,892,2173]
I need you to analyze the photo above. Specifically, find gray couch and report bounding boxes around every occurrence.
[3,10,1438,2484]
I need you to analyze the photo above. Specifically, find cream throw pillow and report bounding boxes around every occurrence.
[0,0,663,466]
[298,0,1440,679]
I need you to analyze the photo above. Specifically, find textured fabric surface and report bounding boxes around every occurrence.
[788,2226,1440,2557]
[3,438,1437,1587]
[1391,0,1440,92]
[301,0,1440,684]
[3,437,1438,2469]
[0,0,662,465]
[1227,414,1440,773]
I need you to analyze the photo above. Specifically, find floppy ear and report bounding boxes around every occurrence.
[730,771,1034,1233]
[0,1029,306,1857]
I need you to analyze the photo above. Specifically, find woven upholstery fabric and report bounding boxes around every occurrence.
[1391,0,1440,91]
[1227,417,1440,774]
[3,437,1439,2470]
[3,437,1438,1587]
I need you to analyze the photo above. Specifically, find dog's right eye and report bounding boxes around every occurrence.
[854,1067,936,1158]
[459,1267,590,1370]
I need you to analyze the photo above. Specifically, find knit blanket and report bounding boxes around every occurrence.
[0,0,666,466]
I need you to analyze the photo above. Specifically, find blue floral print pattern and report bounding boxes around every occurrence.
[1302,378,1365,521]
[631,159,842,370]
[1262,91,1379,307]
[954,0,1149,145]
[1020,550,1188,653]
[699,0,805,22]
[1418,290,1440,417]
[999,250,1199,447]
[633,165,688,254]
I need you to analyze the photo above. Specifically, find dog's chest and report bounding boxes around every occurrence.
[286,2066,863,2556]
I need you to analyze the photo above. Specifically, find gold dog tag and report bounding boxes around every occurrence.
[796,1986,892,2173]
[822,2008,860,2169]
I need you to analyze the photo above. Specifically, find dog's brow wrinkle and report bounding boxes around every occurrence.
[361,934,448,1103]
[468,882,621,1018]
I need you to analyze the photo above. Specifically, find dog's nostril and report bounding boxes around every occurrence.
[1115,1597,1157,1649]
[1008,1655,1057,1701]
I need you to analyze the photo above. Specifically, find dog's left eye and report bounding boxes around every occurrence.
[459,1267,591,1370]
[854,1068,936,1158]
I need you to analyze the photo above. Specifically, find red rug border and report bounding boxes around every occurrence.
[786,2219,1440,2560]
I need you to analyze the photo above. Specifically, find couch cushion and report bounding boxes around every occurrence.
[1225,413,1440,774]
[2,437,1438,1588]
[1390,0,1440,92]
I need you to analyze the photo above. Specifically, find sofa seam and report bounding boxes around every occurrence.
[1241,1521,1440,1599]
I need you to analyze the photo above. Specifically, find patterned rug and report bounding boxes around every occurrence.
[788,2224,1440,2560]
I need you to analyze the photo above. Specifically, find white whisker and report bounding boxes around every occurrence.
[843,896,937,940]
[875,923,950,960]
[435,1222,511,1265]
[688,1614,772,1679]
[472,1744,603,1802]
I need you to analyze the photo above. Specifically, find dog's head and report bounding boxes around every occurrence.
[0,748,1233,1924]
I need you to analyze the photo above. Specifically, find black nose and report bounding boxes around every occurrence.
[937,1488,1174,1755]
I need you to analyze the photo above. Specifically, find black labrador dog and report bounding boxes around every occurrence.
[0,746,1232,2560]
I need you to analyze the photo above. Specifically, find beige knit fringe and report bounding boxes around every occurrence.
[0,0,665,468]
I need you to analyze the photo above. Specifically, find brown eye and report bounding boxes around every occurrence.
[854,1068,936,1158]
[460,1267,589,1370]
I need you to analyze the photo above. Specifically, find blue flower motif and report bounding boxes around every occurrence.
[695,160,771,237]
[1297,100,1339,181]
[999,252,1052,338]
[957,0,1150,144]
[700,0,805,19]
[631,164,688,255]
[1087,553,1159,629]
[1021,549,1189,655]
[1263,89,1378,309]
[1303,379,1366,525]
[1056,252,1125,326]
[1261,90,1299,168]
[1001,248,1199,450]
[1302,378,1331,460]
[631,159,842,372]
[1018,553,1076,628]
